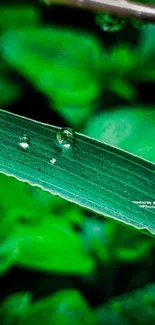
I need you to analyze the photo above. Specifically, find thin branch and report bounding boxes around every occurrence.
[43,0,155,23]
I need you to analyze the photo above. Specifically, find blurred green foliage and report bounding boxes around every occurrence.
[0,292,32,325]
[0,1,155,325]
[95,283,155,325]
[84,107,155,161]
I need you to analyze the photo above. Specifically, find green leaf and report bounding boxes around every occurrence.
[0,173,52,239]
[0,173,85,274]
[95,283,155,325]
[109,45,137,76]
[0,110,154,235]
[17,290,96,325]
[1,27,103,126]
[140,24,155,58]
[105,221,153,262]
[0,236,19,275]
[138,25,155,81]
[83,218,153,264]
[96,306,130,325]
[109,79,136,100]
[15,215,94,274]
[84,107,155,163]
[0,78,20,109]
[0,5,41,31]
[0,292,31,325]
[49,101,96,128]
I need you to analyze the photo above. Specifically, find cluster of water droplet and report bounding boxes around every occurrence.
[18,128,75,167]
[95,12,148,33]
[95,13,127,33]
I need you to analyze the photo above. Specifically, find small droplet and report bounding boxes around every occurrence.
[59,50,64,56]
[50,158,56,165]
[56,127,75,149]
[95,13,126,32]
[18,135,30,151]
[39,0,48,5]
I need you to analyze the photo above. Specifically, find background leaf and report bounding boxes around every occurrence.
[15,215,94,274]
[0,292,31,325]
[0,5,41,31]
[95,283,155,325]
[1,27,103,127]
[84,107,155,163]
[17,290,96,325]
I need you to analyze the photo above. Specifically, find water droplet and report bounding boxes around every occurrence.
[56,127,75,149]
[50,158,56,165]
[59,50,64,56]
[95,13,126,32]
[18,135,30,151]
[39,0,48,5]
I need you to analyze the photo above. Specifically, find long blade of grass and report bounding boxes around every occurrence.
[0,109,155,233]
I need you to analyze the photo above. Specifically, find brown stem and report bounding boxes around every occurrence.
[43,0,155,22]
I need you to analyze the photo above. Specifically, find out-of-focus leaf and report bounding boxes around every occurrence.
[0,5,41,31]
[0,173,84,274]
[109,45,137,77]
[16,215,94,274]
[84,107,155,163]
[96,306,130,325]
[0,78,20,109]
[83,217,153,264]
[100,44,138,100]
[138,25,155,81]
[50,101,96,128]
[105,221,153,262]
[1,27,103,126]
[0,236,19,275]
[140,24,155,58]
[0,174,53,238]
[0,292,31,325]
[95,283,155,325]
[17,290,96,325]
[109,79,136,100]
[29,186,84,225]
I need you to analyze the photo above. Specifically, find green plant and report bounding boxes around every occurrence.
[0,1,155,325]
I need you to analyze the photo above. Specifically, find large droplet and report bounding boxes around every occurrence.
[95,13,126,32]
[18,135,30,151]
[56,127,75,149]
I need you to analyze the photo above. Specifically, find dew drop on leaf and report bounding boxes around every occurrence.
[56,127,75,149]
[18,135,30,151]
[50,158,56,165]
[95,13,126,32]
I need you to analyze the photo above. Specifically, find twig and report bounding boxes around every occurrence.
[43,0,155,23]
